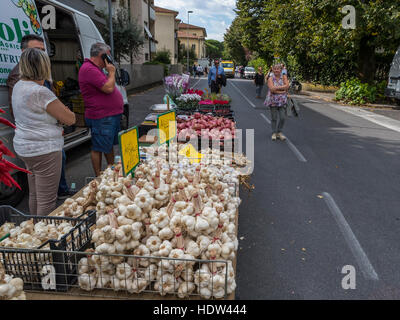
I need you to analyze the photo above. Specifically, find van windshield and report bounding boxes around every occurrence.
[222,63,234,68]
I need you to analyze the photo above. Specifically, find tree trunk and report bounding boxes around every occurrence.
[358,36,376,84]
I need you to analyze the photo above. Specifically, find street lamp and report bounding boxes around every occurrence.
[108,0,114,58]
[187,10,193,74]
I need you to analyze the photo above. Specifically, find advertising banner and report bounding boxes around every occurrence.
[0,0,43,86]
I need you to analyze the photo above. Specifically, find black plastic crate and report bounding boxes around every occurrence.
[0,206,96,292]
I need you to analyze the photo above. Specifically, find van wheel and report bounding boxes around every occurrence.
[0,172,28,207]
[121,105,130,131]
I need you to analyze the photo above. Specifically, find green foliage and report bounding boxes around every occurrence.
[223,18,247,66]
[153,50,171,65]
[335,79,387,104]
[205,40,224,60]
[178,41,197,69]
[233,0,400,85]
[98,8,144,65]
[248,57,269,74]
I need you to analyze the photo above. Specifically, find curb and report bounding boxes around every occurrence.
[298,91,400,111]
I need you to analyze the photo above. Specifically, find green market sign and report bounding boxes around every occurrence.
[0,0,43,86]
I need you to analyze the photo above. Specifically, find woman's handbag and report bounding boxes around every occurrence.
[264,90,271,106]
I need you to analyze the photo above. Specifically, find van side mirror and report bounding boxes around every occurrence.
[118,69,130,87]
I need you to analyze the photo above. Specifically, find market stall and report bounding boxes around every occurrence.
[0,74,252,300]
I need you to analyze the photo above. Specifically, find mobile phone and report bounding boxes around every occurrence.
[101,53,113,65]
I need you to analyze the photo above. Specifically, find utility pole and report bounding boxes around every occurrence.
[108,0,114,58]
[187,10,193,74]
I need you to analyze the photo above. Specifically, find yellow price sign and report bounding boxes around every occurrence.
[179,144,204,164]
[157,111,177,145]
[118,126,140,177]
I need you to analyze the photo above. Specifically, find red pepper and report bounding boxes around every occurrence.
[0,117,16,129]
[0,172,21,190]
[0,156,31,175]
[0,109,5,114]
[0,142,15,158]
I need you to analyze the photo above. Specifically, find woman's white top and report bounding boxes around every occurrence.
[12,80,63,158]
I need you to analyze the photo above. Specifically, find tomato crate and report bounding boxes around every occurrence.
[0,206,96,292]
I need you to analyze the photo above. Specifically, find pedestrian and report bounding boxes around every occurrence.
[78,42,124,177]
[12,48,76,216]
[204,66,208,75]
[265,64,289,141]
[208,59,225,94]
[240,66,245,79]
[192,64,197,78]
[7,35,45,117]
[6,34,74,200]
[254,66,264,99]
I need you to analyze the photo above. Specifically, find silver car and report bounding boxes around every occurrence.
[244,67,256,79]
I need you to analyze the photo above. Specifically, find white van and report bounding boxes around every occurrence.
[385,46,400,102]
[0,0,130,206]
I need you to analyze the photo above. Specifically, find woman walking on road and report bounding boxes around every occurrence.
[12,48,76,215]
[265,64,289,141]
[254,66,264,98]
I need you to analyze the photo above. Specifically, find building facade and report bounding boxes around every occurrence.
[89,0,156,63]
[177,22,207,60]
[154,6,179,64]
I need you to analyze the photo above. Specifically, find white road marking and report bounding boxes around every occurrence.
[260,113,307,162]
[330,105,400,134]
[260,113,271,124]
[322,192,379,281]
[285,139,307,162]
[192,78,203,88]
[230,81,256,108]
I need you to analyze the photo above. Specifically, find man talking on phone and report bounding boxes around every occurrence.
[79,42,123,177]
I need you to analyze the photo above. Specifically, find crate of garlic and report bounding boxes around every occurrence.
[53,148,245,299]
[0,264,26,300]
[0,206,96,292]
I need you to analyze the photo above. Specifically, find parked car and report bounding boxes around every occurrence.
[0,0,130,206]
[385,46,400,103]
[244,67,256,79]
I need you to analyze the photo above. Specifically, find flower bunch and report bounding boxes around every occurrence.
[164,74,190,100]
[176,94,202,103]
[198,100,213,105]
[213,100,230,106]
[187,88,204,96]
[176,93,202,111]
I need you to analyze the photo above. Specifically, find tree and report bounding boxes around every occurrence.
[223,18,247,65]
[153,50,171,64]
[178,40,197,68]
[99,8,144,65]
[234,0,400,84]
[205,39,224,60]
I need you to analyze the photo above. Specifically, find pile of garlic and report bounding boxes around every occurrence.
[73,156,242,299]
[0,219,75,249]
[0,264,26,300]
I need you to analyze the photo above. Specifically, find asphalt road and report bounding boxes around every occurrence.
[190,77,400,300]
[16,76,400,300]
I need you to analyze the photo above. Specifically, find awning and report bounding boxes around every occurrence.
[144,25,153,39]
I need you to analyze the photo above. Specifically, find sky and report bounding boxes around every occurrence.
[155,0,237,41]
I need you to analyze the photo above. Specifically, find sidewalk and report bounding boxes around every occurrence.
[296,90,400,122]
[300,90,400,110]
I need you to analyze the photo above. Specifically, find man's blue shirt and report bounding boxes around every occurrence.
[208,66,225,86]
